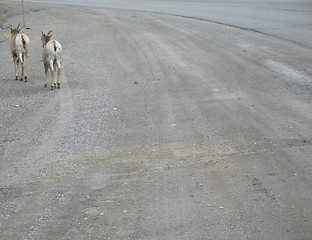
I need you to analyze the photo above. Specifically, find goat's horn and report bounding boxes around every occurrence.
[17,23,21,29]
[47,30,52,35]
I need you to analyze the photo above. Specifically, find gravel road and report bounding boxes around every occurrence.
[1,1,312,239]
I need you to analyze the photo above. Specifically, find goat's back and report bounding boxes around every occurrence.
[11,33,29,54]
[44,40,62,59]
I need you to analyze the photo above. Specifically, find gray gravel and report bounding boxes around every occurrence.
[0,1,312,239]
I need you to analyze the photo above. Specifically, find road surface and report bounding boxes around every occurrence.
[27,0,312,48]
[1,1,312,239]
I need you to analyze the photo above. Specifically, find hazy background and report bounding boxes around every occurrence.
[24,0,312,48]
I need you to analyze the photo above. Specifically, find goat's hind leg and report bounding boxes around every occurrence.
[21,54,27,82]
[13,55,19,80]
[56,59,61,89]
[44,62,49,88]
[49,61,56,90]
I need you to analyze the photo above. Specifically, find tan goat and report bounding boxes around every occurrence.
[10,24,29,82]
[41,30,62,90]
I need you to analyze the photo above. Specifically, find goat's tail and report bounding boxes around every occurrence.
[53,41,57,52]
[21,35,27,51]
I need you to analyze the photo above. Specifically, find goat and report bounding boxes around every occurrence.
[10,24,29,82]
[41,30,62,90]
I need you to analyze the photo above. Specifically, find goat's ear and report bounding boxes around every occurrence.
[41,31,44,36]
[47,30,52,36]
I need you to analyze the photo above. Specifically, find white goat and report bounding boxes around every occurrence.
[41,30,62,90]
[10,24,29,82]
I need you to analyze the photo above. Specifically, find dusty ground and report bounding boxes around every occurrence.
[0,1,312,239]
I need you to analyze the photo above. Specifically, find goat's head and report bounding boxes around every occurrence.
[10,23,21,36]
[41,30,52,47]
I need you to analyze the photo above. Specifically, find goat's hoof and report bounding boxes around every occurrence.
[15,77,18,80]
[50,85,55,90]
[20,78,23,81]
[44,83,48,88]
[24,77,27,82]
[57,83,60,89]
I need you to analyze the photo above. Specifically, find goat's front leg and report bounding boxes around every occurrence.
[13,55,19,80]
